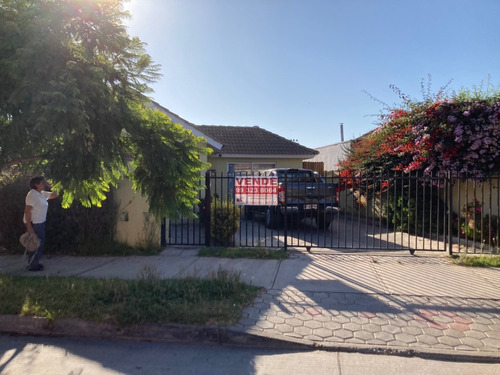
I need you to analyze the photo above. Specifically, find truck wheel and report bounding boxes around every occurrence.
[244,206,254,220]
[317,216,331,229]
[266,207,282,229]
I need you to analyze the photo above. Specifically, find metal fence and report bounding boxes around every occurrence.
[167,172,500,255]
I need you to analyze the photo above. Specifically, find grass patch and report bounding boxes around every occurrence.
[0,267,260,327]
[2,240,163,257]
[198,247,288,260]
[451,254,500,267]
[72,240,163,257]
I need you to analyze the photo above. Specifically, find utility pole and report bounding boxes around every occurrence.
[340,123,344,142]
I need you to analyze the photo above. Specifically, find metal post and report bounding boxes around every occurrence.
[204,171,211,247]
[447,173,453,256]
[284,171,288,251]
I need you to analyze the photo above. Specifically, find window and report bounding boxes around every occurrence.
[228,162,275,176]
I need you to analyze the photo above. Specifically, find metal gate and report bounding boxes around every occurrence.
[167,171,499,255]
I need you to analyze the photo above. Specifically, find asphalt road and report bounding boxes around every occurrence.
[1,335,499,375]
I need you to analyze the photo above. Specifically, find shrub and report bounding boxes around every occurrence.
[210,199,241,246]
[339,83,500,180]
[0,173,120,255]
[461,200,499,249]
[47,192,119,255]
[0,172,27,251]
[383,178,447,236]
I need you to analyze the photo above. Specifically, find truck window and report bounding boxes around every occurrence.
[274,170,315,183]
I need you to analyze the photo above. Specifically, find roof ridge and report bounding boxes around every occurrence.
[195,124,318,156]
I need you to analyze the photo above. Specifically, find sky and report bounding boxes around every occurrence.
[124,0,500,149]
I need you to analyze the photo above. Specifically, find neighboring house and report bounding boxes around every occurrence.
[309,140,351,173]
[196,124,318,176]
[114,103,318,246]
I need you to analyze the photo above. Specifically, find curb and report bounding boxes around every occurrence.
[1,315,499,364]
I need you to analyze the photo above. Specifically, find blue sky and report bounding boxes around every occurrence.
[124,0,500,149]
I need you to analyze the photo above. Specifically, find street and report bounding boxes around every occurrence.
[0,335,498,375]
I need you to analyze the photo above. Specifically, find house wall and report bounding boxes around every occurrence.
[114,179,161,247]
[310,141,351,172]
[340,178,500,221]
[207,156,305,175]
[451,179,499,216]
[113,149,209,247]
[204,156,309,203]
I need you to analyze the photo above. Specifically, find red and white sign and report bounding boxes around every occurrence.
[235,176,278,206]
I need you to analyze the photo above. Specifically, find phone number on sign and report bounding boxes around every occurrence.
[235,187,277,194]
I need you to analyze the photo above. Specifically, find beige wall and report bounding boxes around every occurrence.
[340,178,500,220]
[204,156,307,202]
[114,179,162,248]
[451,179,499,216]
[207,157,305,174]
[113,145,209,247]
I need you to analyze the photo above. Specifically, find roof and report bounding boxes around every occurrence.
[195,125,318,158]
[149,101,223,149]
[149,101,317,159]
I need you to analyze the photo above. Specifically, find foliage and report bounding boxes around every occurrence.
[451,254,500,267]
[0,268,260,326]
[339,81,500,179]
[0,171,27,248]
[129,107,211,219]
[0,0,209,219]
[47,190,124,255]
[0,173,160,255]
[382,178,446,234]
[210,199,241,246]
[460,200,499,248]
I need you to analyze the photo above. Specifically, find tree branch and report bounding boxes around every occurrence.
[1,156,43,171]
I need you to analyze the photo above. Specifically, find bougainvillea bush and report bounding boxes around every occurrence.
[339,89,500,178]
[338,84,500,241]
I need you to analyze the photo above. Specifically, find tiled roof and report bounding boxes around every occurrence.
[195,125,318,157]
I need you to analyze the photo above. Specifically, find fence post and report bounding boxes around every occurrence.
[447,173,453,256]
[205,171,211,247]
[284,171,288,251]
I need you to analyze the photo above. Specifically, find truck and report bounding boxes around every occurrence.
[245,168,339,230]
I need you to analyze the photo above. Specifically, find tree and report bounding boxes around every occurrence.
[0,0,210,218]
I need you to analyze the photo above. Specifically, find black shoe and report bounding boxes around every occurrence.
[27,264,44,272]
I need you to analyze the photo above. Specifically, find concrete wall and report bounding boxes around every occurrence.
[114,179,162,248]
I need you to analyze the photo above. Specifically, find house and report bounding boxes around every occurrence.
[151,101,318,175]
[197,124,318,176]
[114,103,318,247]
[309,140,351,173]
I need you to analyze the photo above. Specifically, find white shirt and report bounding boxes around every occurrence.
[24,189,52,224]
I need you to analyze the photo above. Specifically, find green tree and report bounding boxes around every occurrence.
[0,0,209,218]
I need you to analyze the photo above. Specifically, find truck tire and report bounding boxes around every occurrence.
[317,216,331,229]
[244,206,254,220]
[266,207,282,229]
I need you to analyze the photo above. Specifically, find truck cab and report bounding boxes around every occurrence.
[246,168,339,230]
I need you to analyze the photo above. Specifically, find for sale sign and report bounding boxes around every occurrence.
[235,176,278,206]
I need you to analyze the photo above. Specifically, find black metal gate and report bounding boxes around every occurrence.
[168,171,500,255]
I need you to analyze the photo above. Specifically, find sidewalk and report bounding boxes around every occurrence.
[1,248,500,362]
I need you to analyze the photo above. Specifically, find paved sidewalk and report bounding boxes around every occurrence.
[235,252,500,360]
[1,248,500,361]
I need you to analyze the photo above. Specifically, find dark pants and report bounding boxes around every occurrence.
[30,222,46,268]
